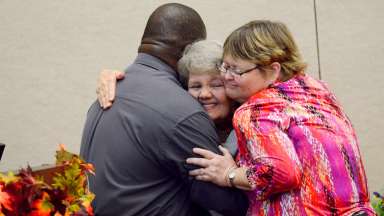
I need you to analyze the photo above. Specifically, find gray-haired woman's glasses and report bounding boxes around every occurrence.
[216,62,259,77]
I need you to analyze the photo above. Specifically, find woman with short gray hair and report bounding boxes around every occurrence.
[178,40,238,156]
[178,40,222,83]
[96,40,238,152]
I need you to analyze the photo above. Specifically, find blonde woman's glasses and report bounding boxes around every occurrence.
[216,62,259,77]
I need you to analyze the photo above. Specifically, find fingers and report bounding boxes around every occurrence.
[192,148,217,159]
[97,83,109,109]
[97,69,121,109]
[115,71,125,80]
[218,145,231,157]
[101,85,109,108]
[195,174,211,182]
[189,169,212,182]
[107,70,124,101]
[186,157,210,168]
[96,88,103,107]
[97,70,109,108]
[104,101,112,109]
[189,168,204,176]
[107,75,116,102]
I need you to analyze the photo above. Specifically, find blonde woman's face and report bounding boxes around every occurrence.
[222,55,272,103]
[188,72,232,123]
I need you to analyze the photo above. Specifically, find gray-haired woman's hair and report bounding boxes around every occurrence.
[177,40,223,86]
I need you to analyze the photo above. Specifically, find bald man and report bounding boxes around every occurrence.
[80,3,248,216]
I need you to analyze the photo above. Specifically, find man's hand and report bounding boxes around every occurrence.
[96,69,125,109]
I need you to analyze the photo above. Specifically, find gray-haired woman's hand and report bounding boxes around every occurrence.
[186,145,237,187]
[96,69,125,109]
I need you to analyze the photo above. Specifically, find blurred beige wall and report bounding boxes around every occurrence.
[0,0,382,192]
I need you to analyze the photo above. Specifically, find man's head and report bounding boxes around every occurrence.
[139,3,207,71]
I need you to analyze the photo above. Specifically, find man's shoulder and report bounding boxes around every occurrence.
[113,65,205,126]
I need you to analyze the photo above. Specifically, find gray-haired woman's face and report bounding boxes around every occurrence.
[187,71,233,123]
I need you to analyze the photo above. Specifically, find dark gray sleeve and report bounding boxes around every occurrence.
[223,129,238,158]
[161,112,248,216]
[80,102,102,161]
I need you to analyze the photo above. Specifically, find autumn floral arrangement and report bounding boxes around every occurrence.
[0,145,95,216]
[372,191,384,216]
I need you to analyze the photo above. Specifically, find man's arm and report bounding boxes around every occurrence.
[162,112,248,216]
[80,101,104,161]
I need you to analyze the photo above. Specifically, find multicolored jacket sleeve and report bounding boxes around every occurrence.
[234,98,302,201]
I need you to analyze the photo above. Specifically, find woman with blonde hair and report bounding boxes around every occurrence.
[186,20,375,215]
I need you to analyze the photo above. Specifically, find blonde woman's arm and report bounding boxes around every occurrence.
[186,146,253,190]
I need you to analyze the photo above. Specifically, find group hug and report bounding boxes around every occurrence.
[80,3,375,216]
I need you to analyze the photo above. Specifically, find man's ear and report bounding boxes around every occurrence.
[270,62,281,82]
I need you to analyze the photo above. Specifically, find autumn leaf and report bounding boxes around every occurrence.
[56,144,76,165]
[0,184,13,213]
[29,192,53,216]
[0,172,18,185]
[0,144,95,215]
[372,192,384,215]
[80,163,95,175]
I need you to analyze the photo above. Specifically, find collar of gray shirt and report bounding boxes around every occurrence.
[135,53,179,80]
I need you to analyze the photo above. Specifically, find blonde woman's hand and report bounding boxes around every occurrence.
[96,69,125,109]
[186,146,237,187]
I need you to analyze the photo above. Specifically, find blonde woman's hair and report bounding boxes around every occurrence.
[223,20,306,81]
[178,40,223,84]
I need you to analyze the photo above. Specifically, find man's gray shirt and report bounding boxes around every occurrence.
[80,53,248,216]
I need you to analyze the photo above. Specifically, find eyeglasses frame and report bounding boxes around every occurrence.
[216,62,259,77]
